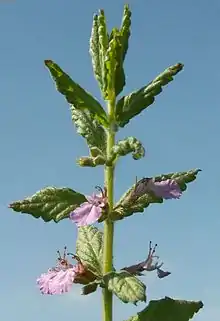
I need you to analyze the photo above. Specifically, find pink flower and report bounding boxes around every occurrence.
[147,179,182,199]
[131,178,182,200]
[37,247,95,295]
[70,187,107,226]
[37,268,75,295]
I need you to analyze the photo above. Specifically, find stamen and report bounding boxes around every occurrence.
[67,253,81,262]
[152,243,157,256]
[63,246,67,259]
[95,185,104,197]
[57,250,61,259]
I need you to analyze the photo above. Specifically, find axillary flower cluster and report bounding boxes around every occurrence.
[37,247,96,295]
[37,178,180,294]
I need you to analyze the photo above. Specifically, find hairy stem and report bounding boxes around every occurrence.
[103,98,116,321]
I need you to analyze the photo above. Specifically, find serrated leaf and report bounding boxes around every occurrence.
[44,60,108,127]
[76,226,103,276]
[70,106,107,154]
[120,5,131,62]
[90,6,131,98]
[105,29,123,98]
[96,10,109,98]
[89,14,104,93]
[112,169,201,221]
[125,297,203,321]
[114,4,131,96]
[109,137,145,163]
[9,187,87,223]
[116,63,183,127]
[103,271,146,305]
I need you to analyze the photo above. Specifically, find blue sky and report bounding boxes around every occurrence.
[0,0,219,320]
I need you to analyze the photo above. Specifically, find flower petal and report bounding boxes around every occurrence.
[77,204,102,226]
[147,179,182,199]
[70,202,93,223]
[37,268,75,295]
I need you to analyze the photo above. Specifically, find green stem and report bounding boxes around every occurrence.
[103,98,116,321]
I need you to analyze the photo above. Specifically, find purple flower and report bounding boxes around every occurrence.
[37,267,76,295]
[70,187,107,227]
[147,179,182,199]
[37,247,96,295]
[122,241,171,279]
[37,247,75,295]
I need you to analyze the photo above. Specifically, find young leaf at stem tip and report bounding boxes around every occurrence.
[9,187,87,223]
[44,60,108,127]
[90,5,131,98]
[108,136,145,164]
[76,226,103,276]
[125,297,203,321]
[111,4,131,97]
[111,169,201,221]
[105,5,132,98]
[103,271,146,305]
[116,63,184,127]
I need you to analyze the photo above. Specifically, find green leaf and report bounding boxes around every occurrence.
[9,187,86,223]
[70,106,107,154]
[113,4,131,96]
[103,271,146,305]
[76,226,103,276]
[116,63,184,127]
[126,297,203,321]
[89,6,131,98]
[105,28,123,98]
[95,10,109,98]
[89,12,109,98]
[112,169,201,221]
[44,60,108,126]
[108,137,145,163]
[89,14,104,94]
[120,5,131,62]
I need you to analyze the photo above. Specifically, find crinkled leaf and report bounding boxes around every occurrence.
[76,226,103,276]
[112,4,131,96]
[89,14,104,93]
[90,6,131,98]
[94,10,109,99]
[103,271,146,305]
[105,29,123,98]
[9,187,86,223]
[89,11,109,98]
[70,106,106,154]
[120,5,131,62]
[109,137,145,163]
[116,63,183,127]
[126,297,203,321]
[44,60,108,126]
[112,169,201,221]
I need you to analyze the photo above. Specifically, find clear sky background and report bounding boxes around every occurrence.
[0,0,219,320]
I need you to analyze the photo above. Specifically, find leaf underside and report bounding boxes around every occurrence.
[125,297,203,321]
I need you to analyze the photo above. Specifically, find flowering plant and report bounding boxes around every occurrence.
[9,5,203,321]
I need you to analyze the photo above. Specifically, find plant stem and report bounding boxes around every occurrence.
[103,98,116,321]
